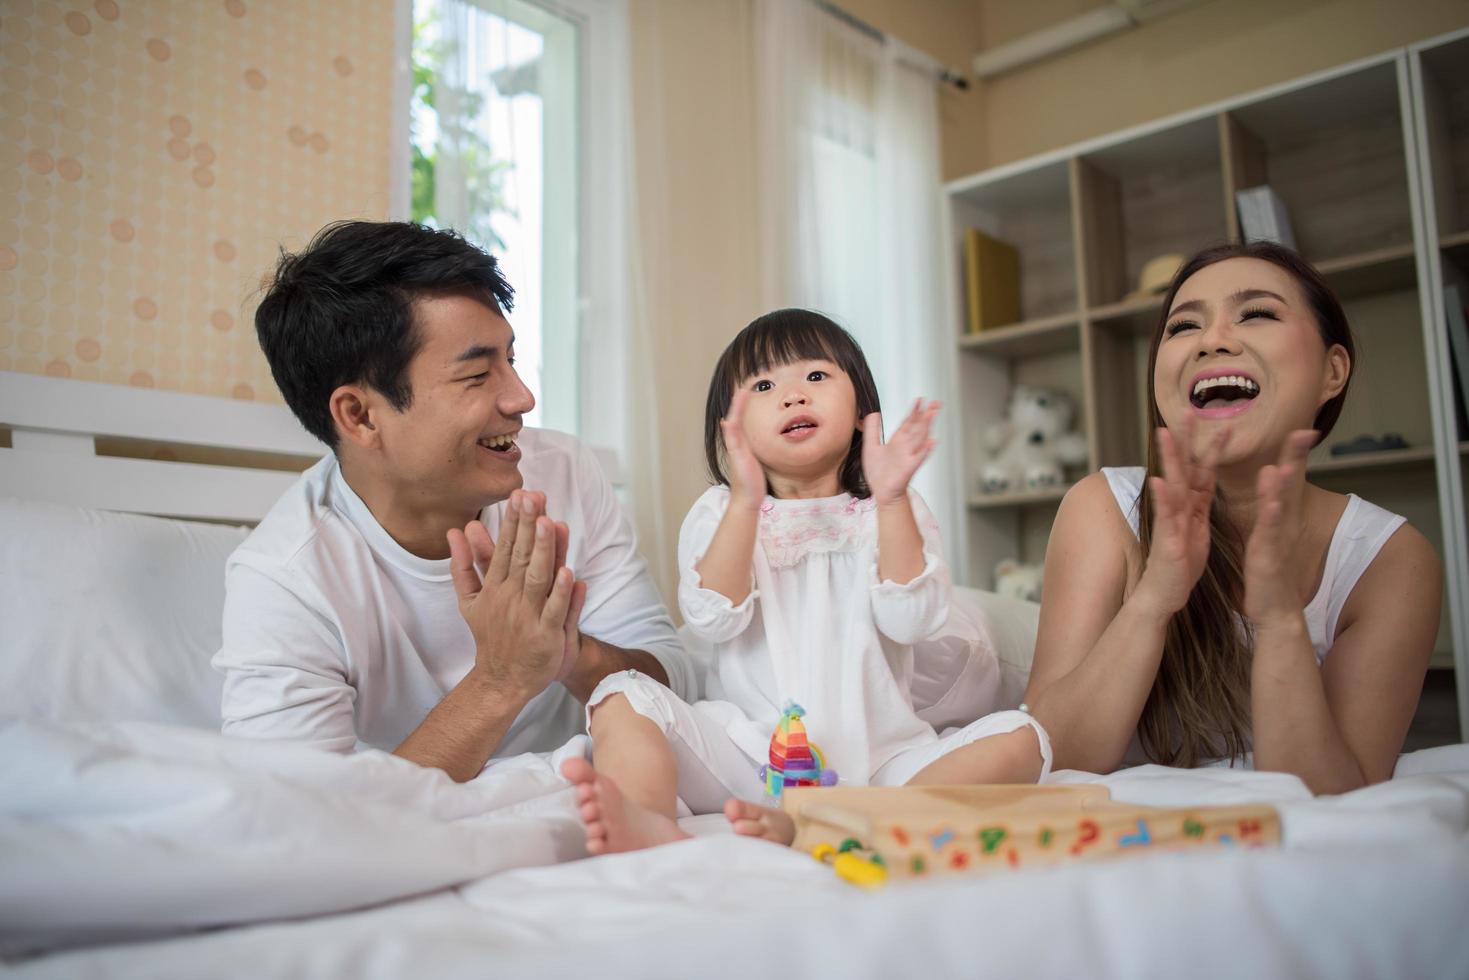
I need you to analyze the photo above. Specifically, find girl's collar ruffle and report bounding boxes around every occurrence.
[756,493,876,567]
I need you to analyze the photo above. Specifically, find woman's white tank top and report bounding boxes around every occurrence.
[1100,467,1406,664]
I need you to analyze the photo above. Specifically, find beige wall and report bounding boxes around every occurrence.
[934,0,1469,178]
[626,0,764,580]
[0,0,396,403]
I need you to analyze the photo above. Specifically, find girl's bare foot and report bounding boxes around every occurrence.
[560,757,690,855]
[723,798,797,846]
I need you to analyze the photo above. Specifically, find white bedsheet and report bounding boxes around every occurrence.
[5,718,1469,978]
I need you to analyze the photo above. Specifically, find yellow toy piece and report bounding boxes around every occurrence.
[809,838,888,890]
[832,852,888,889]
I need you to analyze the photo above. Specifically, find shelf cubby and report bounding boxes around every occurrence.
[953,341,1089,494]
[949,161,1078,329]
[1418,34,1469,242]
[1072,116,1228,311]
[961,494,1069,596]
[1442,230,1469,282]
[1319,289,1437,460]
[1223,61,1415,265]
[944,36,1469,708]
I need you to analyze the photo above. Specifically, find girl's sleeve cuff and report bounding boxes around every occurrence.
[678,574,759,644]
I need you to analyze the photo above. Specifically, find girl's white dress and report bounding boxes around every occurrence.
[586,486,1049,814]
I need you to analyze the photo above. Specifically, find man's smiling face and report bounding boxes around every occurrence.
[371,291,536,514]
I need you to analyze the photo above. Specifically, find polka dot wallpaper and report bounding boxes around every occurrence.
[0,0,397,404]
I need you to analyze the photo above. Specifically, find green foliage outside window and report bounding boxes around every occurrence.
[410,5,513,251]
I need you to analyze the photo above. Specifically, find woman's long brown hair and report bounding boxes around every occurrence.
[1135,242,1355,766]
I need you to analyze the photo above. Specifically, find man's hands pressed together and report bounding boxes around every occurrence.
[448,489,587,700]
[393,489,586,782]
[395,488,670,781]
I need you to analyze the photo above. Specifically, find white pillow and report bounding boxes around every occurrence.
[0,496,247,728]
[910,586,1039,730]
[957,585,1041,708]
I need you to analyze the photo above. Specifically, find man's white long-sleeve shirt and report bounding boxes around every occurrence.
[214,428,692,756]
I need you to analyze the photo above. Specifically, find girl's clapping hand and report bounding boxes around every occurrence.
[862,399,940,506]
[721,388,768,508]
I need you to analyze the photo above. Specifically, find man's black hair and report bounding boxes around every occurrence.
[254,221,514,449]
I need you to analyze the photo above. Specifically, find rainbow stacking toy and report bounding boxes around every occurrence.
[761,703,837,800]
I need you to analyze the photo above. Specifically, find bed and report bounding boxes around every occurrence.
[3,373,1468,979]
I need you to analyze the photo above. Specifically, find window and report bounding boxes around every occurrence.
[410,0,579,432]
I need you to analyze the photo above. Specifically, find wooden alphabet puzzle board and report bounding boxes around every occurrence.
[784,785,1281,881]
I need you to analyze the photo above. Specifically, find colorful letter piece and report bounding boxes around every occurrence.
[1118,819,1151,848]
[1071,819,1100,855]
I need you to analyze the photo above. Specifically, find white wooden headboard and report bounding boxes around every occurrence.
[0,371,324,523]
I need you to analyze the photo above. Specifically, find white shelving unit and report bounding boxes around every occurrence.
[941,30,1469,745]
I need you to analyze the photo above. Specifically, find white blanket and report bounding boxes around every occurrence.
[1,718,588,954]
[6,719,1469,978]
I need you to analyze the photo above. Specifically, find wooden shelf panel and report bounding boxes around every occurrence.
[1082,243,1418,336]
[1086,295,1164,336]
[967,484,1071,510]
[958,313,1080,358]
[1308,445,1436,474]
[1313,243,1418,299]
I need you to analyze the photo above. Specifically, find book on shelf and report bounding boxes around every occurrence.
[1235,185,1296,250]
[1445,284,1469,440]
[964,228,1021,334]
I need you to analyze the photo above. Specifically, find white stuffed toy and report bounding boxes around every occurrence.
[994,559,1044,603]
[979,385,1089,494]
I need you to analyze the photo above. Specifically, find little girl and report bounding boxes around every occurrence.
[561,310,1049,853]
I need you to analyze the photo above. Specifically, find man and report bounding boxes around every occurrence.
[214,221,693,782]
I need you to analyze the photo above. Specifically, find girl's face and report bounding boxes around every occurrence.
[1153,257,1349,466]
[737,358,859,487]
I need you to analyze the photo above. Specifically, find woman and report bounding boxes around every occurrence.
[1025,242,1442,793]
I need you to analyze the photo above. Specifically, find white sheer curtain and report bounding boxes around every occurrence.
[570,0,680,594]
[754,0,960,561]
[417,0,578,432]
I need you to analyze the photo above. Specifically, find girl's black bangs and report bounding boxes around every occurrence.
[725,321,844,383]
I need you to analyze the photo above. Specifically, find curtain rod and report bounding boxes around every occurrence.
[813,1,971,91]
